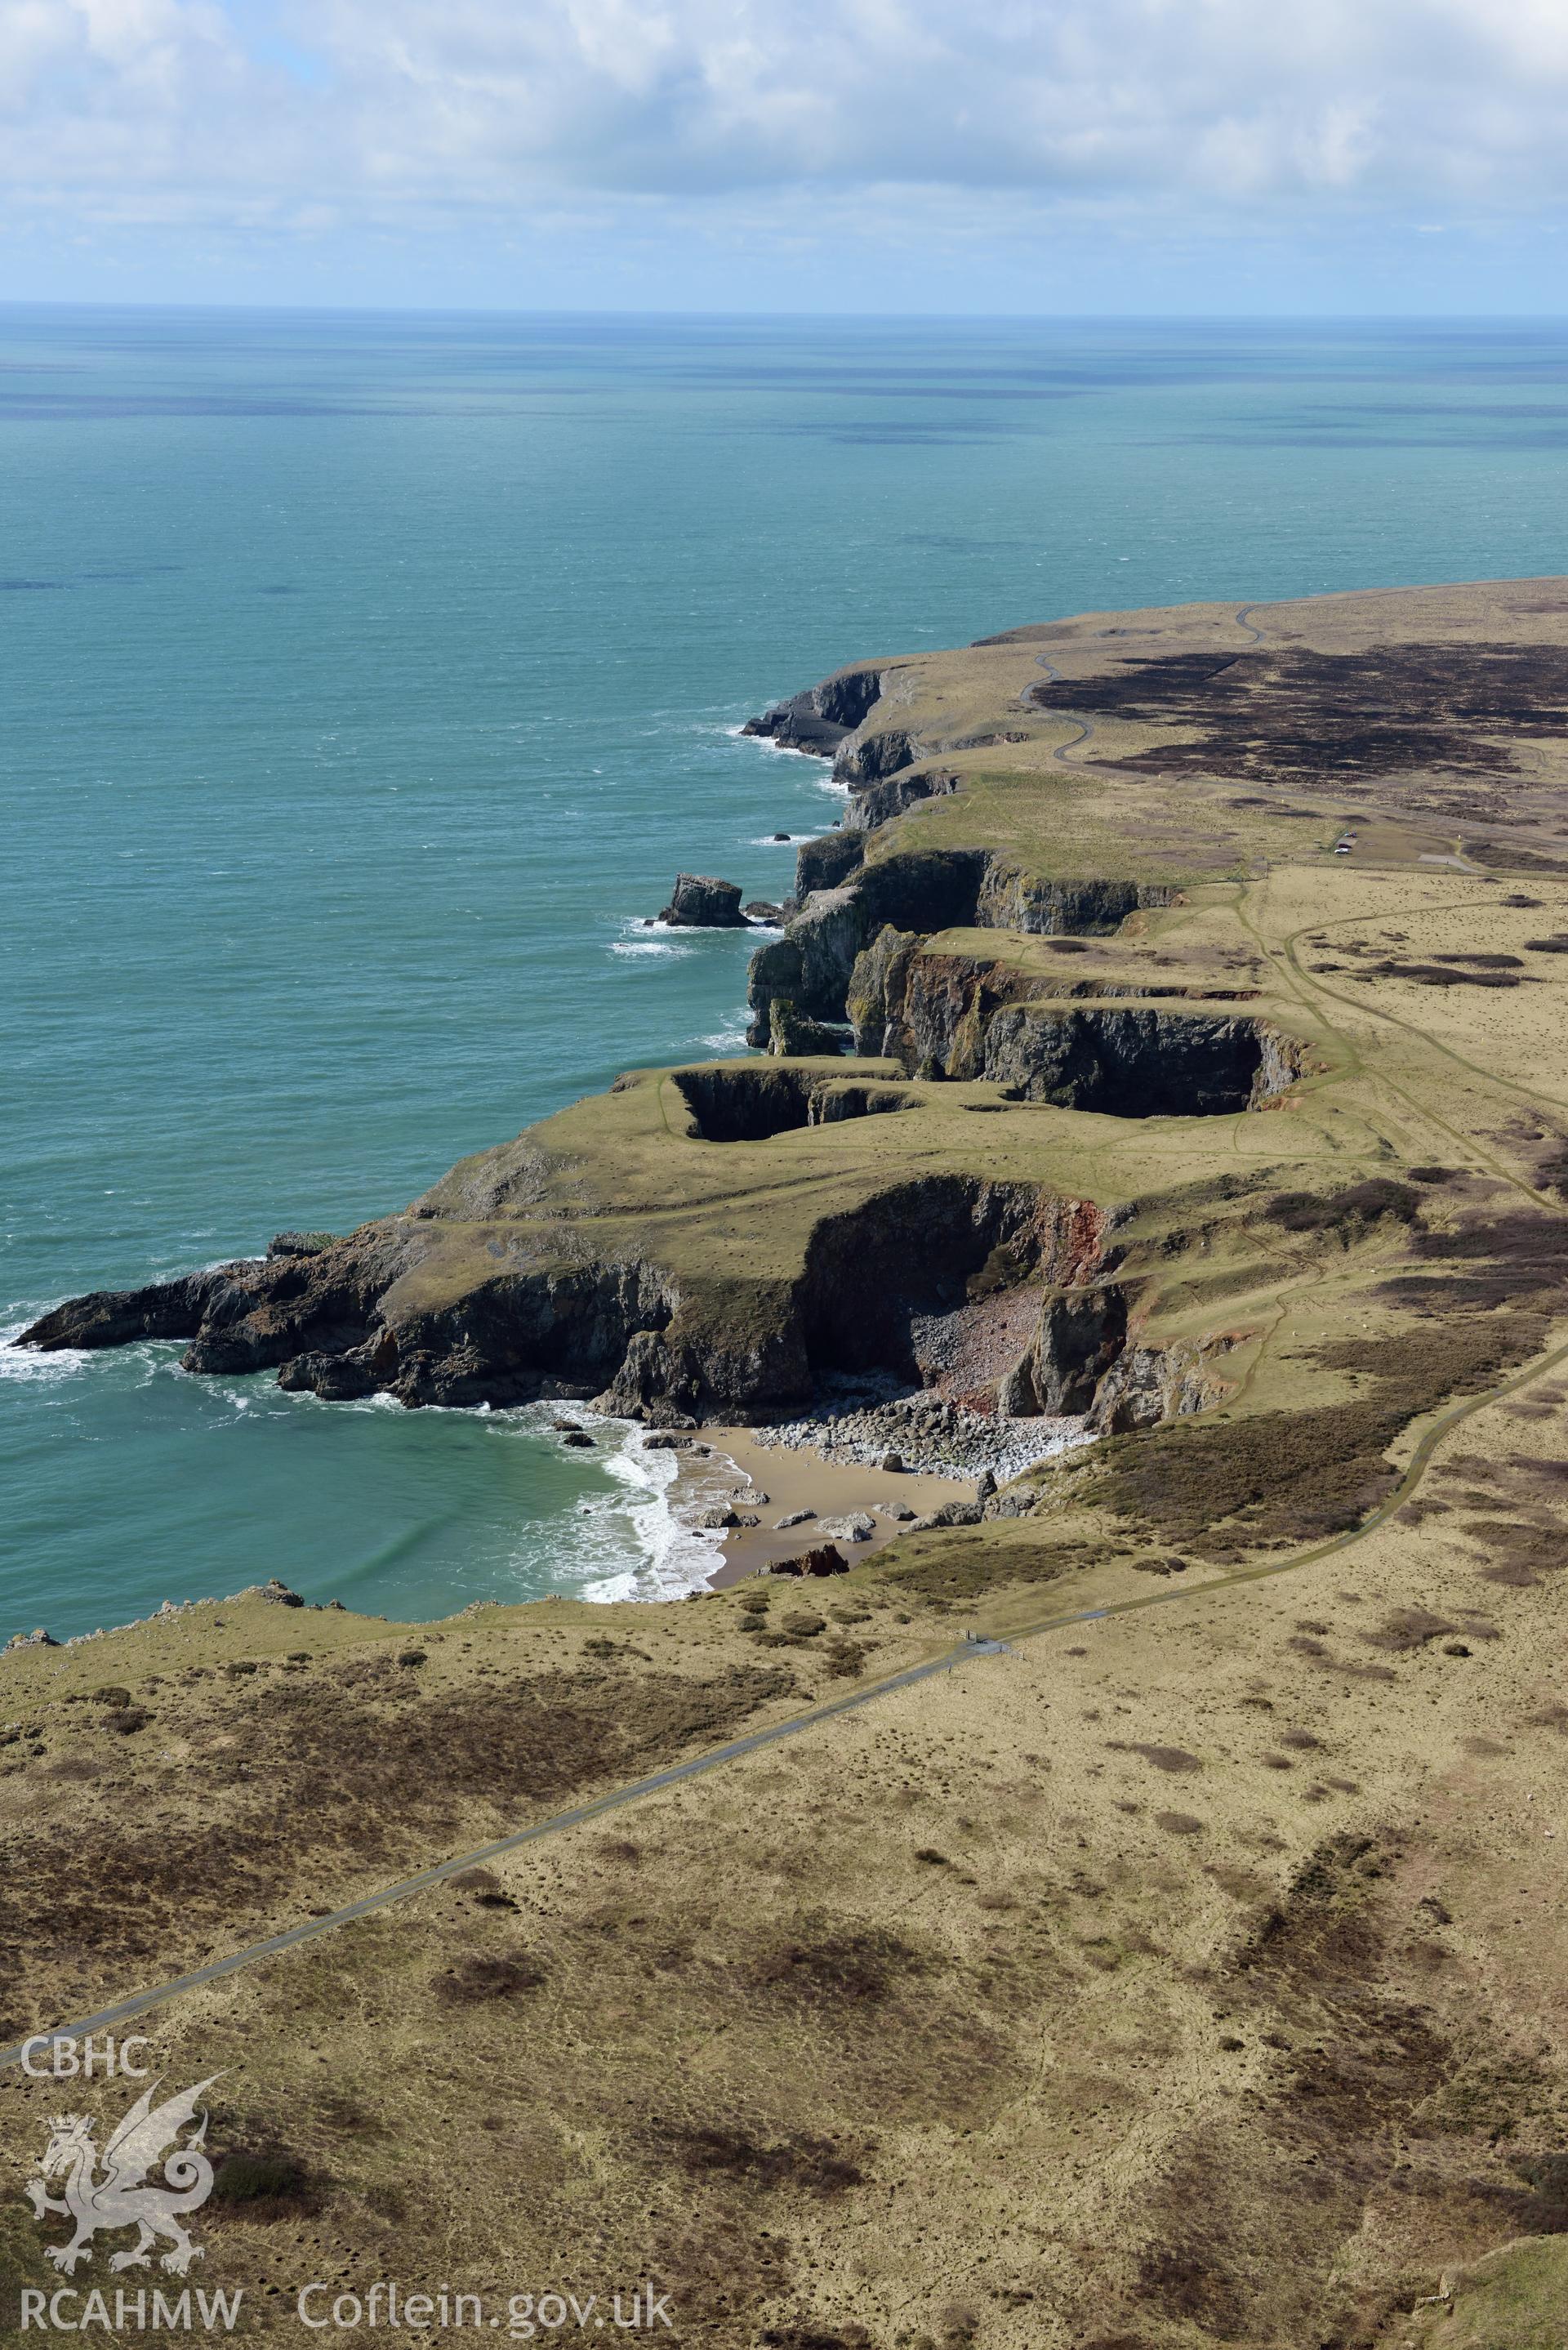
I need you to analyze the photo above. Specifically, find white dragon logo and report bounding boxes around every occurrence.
[25,2076,220,2276]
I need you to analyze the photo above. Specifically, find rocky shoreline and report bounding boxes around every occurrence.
[18,636,1321,1528]
[751,1388,1088,1485]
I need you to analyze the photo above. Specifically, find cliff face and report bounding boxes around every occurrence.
[835,727,918,785]
[26,1228,692,1411]
[20,1222,714,1418]
[671,1065,915,1137]
[844,768,959,832]
[751,836,1176,1048]
[998,1285,1127,1416]
[846,925,921,1056]
[889,951,999,1073]
[843,937,1306,1112]
[22,1162,1161,1432]
[793,832,865,893]
[745,848,987,1043]
[1083,1331,1238,1434]
[981,1005,1299,1116]
[976,864,1166,935]
[741,665,887,756]
[746,890,866,1035]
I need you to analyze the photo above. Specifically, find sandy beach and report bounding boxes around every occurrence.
[693,1426,975,1588]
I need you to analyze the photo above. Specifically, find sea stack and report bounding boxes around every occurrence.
[659,872,746,926]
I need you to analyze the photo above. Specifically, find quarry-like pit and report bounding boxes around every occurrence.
[672,1066,915,1142]
[977,1005,1303,1117]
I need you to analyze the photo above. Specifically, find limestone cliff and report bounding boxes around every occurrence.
[29,581,1568,1544]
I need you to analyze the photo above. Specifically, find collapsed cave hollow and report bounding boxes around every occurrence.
[977,1006,1302,1117]
[798,1175,1052,1383]
[672,1064,915,1143]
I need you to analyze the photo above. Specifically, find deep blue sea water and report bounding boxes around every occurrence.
[7,310,1568,1640]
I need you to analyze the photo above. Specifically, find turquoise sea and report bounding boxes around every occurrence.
[7,310,1568,1641]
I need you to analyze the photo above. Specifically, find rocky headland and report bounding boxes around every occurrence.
[23,579,1568,1565]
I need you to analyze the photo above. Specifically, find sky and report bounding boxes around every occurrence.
[4,0,1568,310]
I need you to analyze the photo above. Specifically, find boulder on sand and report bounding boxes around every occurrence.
[768,1544,849,1578]
[660,873,746,928]
[910,1500,983,1531]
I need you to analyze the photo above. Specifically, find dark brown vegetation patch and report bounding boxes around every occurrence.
[750,1919,933,2009]
[1082,1306,1553,1558]
[0,1661,796,1997]
[209,2150,320,2221]
[758,2331,870,2350]
[887,1537,1077,1603]
[1361,1608,1456,1652]
[1363,959,1528,988]
[434,1953,546,2005]
[1510,1451,1568,1488]
[1383,1205,1568,1313]
[1493,2153,1568,2232]
[1134,2235,1245,2336]
[1263,1178,1420,1236]
[1107,1741,1202,1774]
[1120,1826,1463,2346]
[666,2125,865,2195]
[1463,1516,1562,1586]
[1027,640,1568,802]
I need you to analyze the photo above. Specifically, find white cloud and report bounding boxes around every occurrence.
[4,0,1568,229]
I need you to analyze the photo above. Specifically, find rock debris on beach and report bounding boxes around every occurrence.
[817,1512,875,1543]
[753,1389,1089,1484]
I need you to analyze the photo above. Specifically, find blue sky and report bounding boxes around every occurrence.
[4,0,1568,310]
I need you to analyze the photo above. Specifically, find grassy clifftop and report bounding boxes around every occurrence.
[845,577,1568,886]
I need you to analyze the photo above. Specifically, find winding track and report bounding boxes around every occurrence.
[1028,602,1265,765]
[7,1304,1568,2073]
